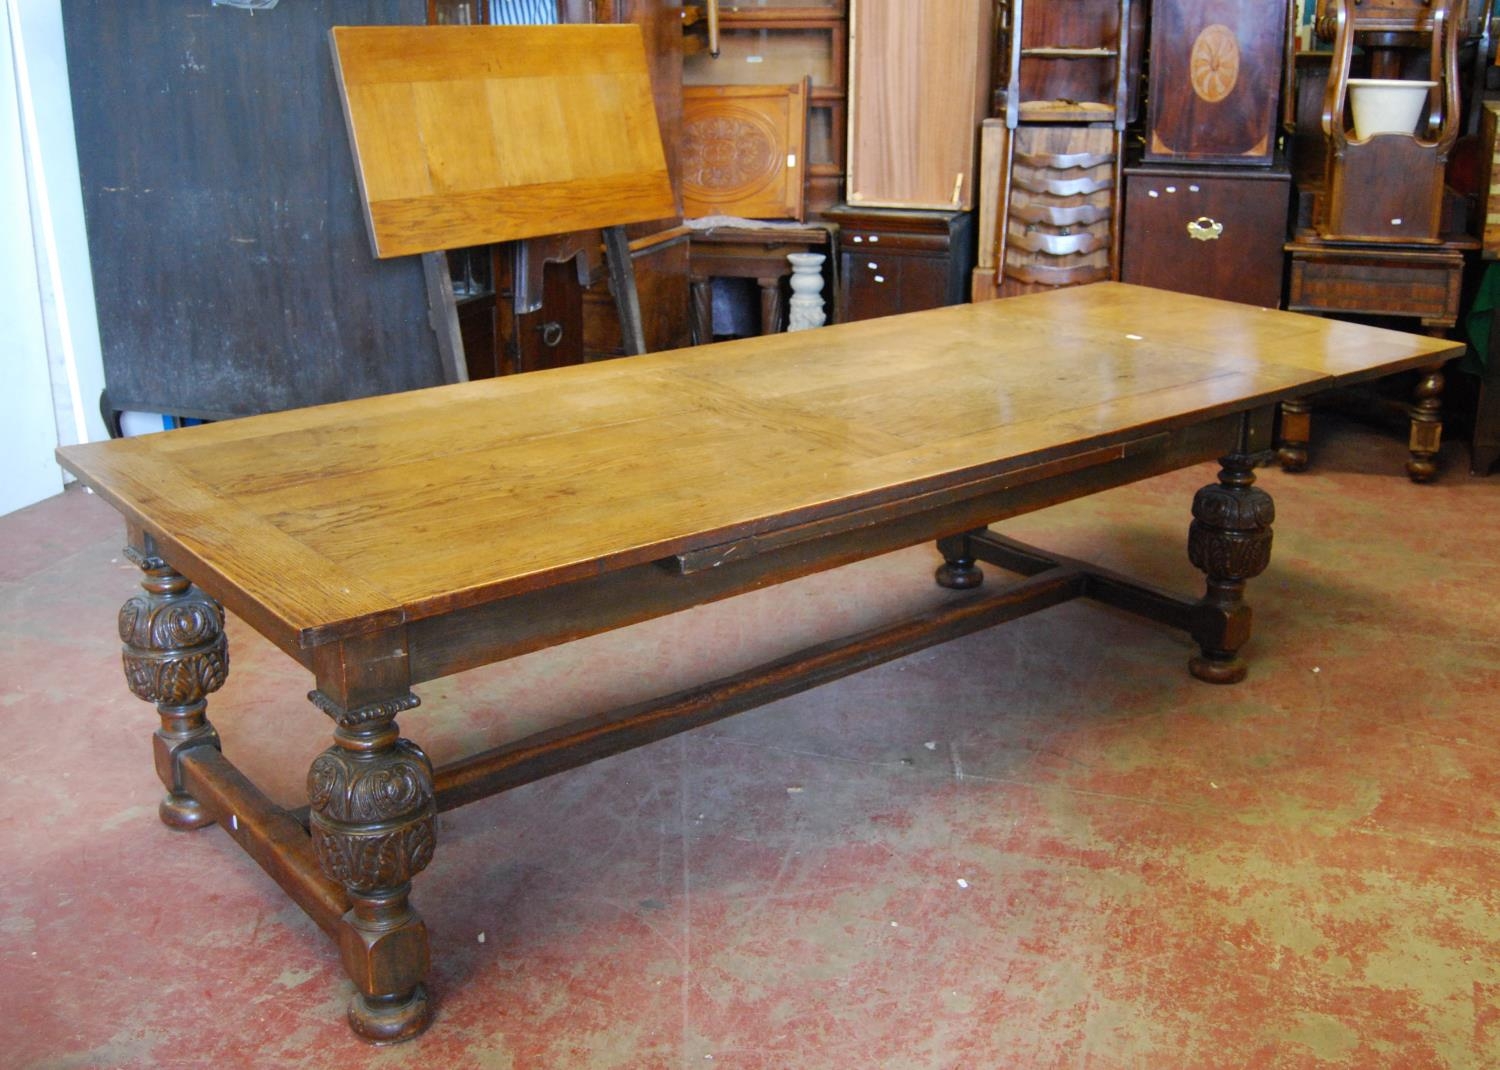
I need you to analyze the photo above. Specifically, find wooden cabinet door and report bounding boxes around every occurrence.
[1144,0,1290,165]
[681,82,808,221]
[1121,164,1291,307]
[846,0,994,209]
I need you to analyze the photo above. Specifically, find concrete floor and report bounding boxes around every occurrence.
[2,415,1498,1069]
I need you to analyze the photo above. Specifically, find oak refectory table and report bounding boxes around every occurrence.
[56,283,1461,1043]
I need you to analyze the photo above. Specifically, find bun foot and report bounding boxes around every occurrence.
[1276,444,1308,472]
[349,985,431,1044]
[1406,455,1438,483]
[935,560,983,589]
[1189,653,1247,685]
[159,790,215,831]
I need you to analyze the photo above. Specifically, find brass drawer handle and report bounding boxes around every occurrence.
[1187,217,1224,242]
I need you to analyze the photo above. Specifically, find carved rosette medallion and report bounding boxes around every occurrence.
[682,107,780,206]
[118,587,228,708]
[309,739,436,894]
[1188,479,1275,581]
[1190,24,1240,104]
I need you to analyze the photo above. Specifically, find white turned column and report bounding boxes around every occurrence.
[786,252,827,331]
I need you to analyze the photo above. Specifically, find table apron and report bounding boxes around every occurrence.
[405,406,1268,685]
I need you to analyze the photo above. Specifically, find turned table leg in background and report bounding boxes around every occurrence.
[757,276,785,334]
[119,528,228,830]
[690,275,713,346]
[927,411,1278,684]
[687,274,790,339]
[1280,234,1470,481]
[1407,358,1445,483]
[1276,397,1312,472]
[307,637,436,1044]
[1186,449,1276,684]
[928,458,1277,686]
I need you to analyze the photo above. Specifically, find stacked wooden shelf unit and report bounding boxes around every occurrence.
[977,0,1137,301]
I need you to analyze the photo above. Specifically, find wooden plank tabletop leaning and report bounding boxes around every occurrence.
[56,282,1460,1043]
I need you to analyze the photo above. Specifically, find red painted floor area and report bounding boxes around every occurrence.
[2,416,1498,1069]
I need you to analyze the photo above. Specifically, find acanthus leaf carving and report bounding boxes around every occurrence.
[309,739,436,894]
[118,588,228,707]
[1188,471,1275,582]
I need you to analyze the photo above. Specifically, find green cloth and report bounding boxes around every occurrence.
[1461,262,1500,376]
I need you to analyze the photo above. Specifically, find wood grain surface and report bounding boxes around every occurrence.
[331,24,677,257]
[846,0,994,209]
[58,284,1461,650]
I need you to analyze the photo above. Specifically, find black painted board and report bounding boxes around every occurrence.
[62,0,443,421]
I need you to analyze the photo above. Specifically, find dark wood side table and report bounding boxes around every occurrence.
[822,205,974,322]
[688,225,834,341]
[1281,229,1478,481]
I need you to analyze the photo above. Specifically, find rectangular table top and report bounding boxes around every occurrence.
[331,24,677,257]
[58,283,1461,650]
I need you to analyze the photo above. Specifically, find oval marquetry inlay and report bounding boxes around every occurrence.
[681,106,781,205]
[1189,24,1240,104]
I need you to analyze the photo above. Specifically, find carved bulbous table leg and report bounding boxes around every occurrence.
[119,544,227,830]
[1407,362,1444,483]
[1187,453,1275,684]
[307,691,435,1043]
[934,532,984,590]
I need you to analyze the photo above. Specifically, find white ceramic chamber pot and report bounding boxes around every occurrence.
[1346,78,1437,140]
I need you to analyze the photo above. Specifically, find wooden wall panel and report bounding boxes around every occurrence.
[62,0,446,421]
[846,0,994,211]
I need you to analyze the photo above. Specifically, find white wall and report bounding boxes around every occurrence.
[2,0,107,517]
